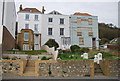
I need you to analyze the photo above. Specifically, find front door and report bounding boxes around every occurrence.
[92,38,96,49]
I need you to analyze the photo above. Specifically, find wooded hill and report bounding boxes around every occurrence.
[98,23,120,45]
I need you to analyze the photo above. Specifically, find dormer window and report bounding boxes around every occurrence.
[54,12,56,15]
[29,10,32,12]
[48,11,62,15]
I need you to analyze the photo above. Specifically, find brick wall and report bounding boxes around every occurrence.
[2,27,15,52]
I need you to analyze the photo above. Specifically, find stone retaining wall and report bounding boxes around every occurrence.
[100,60,120,77]
[38,60,94,77]
[2,60,27,76]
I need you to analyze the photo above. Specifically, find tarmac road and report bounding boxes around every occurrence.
[2,76,119,81]
[1,79,119,81]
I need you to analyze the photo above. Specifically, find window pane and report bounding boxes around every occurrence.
[48,28,52,35]
[48,18,53,22]
[23,44,29,50]
[35,15,38,20]
[25,14,29,20]
[60,18,64,24]
[60,28,64,35]
[88,18,92,25]
[77,32,82,36]
[25,24,29,29]
[79,38,84,45]
[24,32,29,41]
[34,24,38,31]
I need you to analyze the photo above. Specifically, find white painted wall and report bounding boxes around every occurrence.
[0,0,16,43]
[0,1,3,44]
[41,14,70,49]
[3,0,16,38]
[18,11,70,49]
[18,12,42,33]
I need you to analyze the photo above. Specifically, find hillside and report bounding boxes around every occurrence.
[98,23,120,45]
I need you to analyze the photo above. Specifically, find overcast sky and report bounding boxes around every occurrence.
[15,0,118,27]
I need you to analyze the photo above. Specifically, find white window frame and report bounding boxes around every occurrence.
[48,28,52,35]
[35,15,39,21]
[60,28,64,35]
[23,44,29,50]
[25,24,29,29]
[34,24,38,31]
[25,14,29,20]
[48,18,53,23]
[60,18,64,24]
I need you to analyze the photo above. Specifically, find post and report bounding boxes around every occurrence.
[90,60,94,77]
[19,60,23,76]
[35,60,39,76]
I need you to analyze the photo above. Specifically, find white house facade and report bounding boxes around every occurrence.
[0,0,16,54]
[17,7,42,50]
[41,11,70,49]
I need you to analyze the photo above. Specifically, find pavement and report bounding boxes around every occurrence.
[1,76,119,81]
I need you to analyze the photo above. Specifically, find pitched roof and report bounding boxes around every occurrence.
[47,10,62,15]
[73,12,92,16]
[19,8,41,13]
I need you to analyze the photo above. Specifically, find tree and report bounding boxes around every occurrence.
[70,45,80,53]
[45,39,59,50]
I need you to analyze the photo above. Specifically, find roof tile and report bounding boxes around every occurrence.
[73,12,92,16]
[20,8,41,13]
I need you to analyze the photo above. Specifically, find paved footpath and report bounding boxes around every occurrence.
[2,76,119,81]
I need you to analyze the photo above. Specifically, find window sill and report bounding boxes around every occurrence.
[79,44,84,45]
[34,20,39,21]
[24,40,29,42]
[59,24,65,25]
[25,19,30,21]
[48,35,53,36]
[60,35,65,36]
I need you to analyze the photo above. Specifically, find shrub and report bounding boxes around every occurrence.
[45,39,59,50]
[12,56,18,60]
[58,49,63,54]
[3,56,9,59]
[41,56,47,60]
[41,56,52,60]
[80,47,90,53]
[70,45,80,53]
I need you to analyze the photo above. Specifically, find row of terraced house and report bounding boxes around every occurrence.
[0,0,99,53]
[17,5,99,50]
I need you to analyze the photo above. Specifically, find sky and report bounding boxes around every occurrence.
[15,0,119,27]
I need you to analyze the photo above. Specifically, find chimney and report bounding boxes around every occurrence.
[42,6,46,14]
[19,4,23,11]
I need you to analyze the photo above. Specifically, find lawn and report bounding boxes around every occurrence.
[7,50,47,55]
[58,52,88,60]
[58,51,120,60]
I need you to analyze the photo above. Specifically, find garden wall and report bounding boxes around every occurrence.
[2,60,27,76]
[100,60,120,77]
[37,60,94,77]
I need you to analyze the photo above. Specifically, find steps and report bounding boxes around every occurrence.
[94,64,104,77]
[23,60,38,76]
